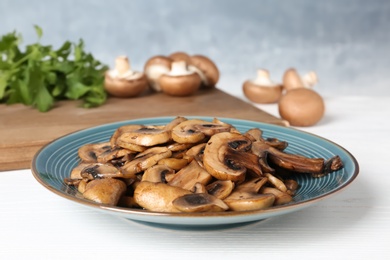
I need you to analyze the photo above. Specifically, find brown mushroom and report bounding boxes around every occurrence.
[283,68,318,91]
[169,51,192,63]
[206,180,235,200]
[143,55,172,92]
[243,69,283,104]
[278,88,325,127]
[104,56,148,97]
[188,55,220,88]
[158,61,202,96]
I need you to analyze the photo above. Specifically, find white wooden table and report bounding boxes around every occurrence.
[1,96,389,259]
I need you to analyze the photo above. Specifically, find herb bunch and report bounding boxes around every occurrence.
[0,26,108,112]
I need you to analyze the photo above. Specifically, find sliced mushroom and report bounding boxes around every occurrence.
[116,125,170,147]
[188,55,219,88]
[172,119,232,144]
[172,193,229,212]
[104,56,148,97]
[224,192,275,211]
[143,55,172,91]
[158,61,201,96]
[157,157,189,171]
[206,180,235,200]
[168,159,212,191]
[78,142,112,163]
[203,132,263,183]
[134,181,191,212]
[252,141,343,177]
[121,147,172,178]
[243,69,283,104]
[261,187,293,206]
[264,173,288,192]
[191,182,208,193]
[141,164,175,183]
[80,163,122,180]
[83,178,127,206]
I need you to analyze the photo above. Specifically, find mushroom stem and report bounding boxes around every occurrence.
[115,56,131,76]
[169,61,191,76]
[252,69,274,86]
[302,71,318,87]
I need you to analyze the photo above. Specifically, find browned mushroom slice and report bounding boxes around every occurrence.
[260,187,293,206]
[110,124,145,147]
[172,193,229,212]
[223,179,275,211]
[245,128,288,150]
[141,164,175,183]
[183,143,206,162]
[264,173,288,192]
[80,163,122,180]
[78,142,112,163]
[252,141,343,177]
[206,180,235,200]
[97,146,136,164]
[121,147,172,178]
[164,116,188,131]
[117,125,170,147]
[168,159,212,191]
[171,119,232,144]
[157,158,189,170]
[191,182,208,193]
[134,181,191,212]
[69,163,91,180]
[284,179,299,195]
[203,132,263,183]
[83,178,127,206]
[224,192,275,212]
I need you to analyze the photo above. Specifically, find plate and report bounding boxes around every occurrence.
[31,116,359,228]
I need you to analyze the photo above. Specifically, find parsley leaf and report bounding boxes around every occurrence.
[0,26,108,112]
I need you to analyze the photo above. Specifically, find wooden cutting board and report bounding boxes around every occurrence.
[0,88,287,171]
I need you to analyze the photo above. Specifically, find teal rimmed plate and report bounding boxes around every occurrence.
[31,117,359,228]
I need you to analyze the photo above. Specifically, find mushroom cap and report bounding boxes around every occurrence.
[143,55,173,92]
[158,73,201,96]
[104,72,148,98]
[169,51,192,63]
[278,88,325,126]
[143,55,172,70]
[189,55,220,88]
[116,125,170,147]
[243,80,283,104]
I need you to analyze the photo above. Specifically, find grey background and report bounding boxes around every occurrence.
[1,0,389,98]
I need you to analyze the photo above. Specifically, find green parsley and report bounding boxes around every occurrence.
[0,25,108,112]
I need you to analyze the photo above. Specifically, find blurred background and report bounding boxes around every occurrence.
[1,0,389,99]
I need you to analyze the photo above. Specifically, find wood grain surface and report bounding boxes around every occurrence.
[0,88,287,171]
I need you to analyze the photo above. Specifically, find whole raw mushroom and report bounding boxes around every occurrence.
[104,56,148,97]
